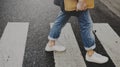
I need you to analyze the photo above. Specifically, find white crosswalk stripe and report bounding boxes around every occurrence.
[50,23,86,67]
[93,23,120,67]
[0,22,29,67]
[0,22,120,67]
[51,23,120,67]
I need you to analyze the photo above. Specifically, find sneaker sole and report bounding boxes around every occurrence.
[86,58,109,64]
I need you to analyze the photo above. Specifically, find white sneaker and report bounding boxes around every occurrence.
[45,43,66,52]
[86,52,109,64]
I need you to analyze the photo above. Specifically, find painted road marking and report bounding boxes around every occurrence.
[93,23,120,67]
[0,22,29,67]
[50,23,86,67]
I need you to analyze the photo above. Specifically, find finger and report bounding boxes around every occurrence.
[81,7,84,11]
[84,5,87,10]
[83,6,87,10]
[76,7,79,11]
[83,7,87,10]
[76,5,79,11]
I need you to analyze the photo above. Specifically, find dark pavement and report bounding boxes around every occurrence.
[0,0,120,67]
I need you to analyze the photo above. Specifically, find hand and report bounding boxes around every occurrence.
[76,0,87,11]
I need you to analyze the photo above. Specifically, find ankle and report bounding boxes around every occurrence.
[48,40,55,47]
[87,50,95,57]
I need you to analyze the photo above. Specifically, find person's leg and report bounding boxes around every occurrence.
[45,11,71,51]
[78,10,108,64]
[78,10,95,53]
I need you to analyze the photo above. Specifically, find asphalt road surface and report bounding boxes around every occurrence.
[0,0,120,67]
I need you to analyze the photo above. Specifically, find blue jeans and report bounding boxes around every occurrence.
[48,10,96,50]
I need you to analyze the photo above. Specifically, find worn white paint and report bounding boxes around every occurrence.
[100,0,120,17]
[51,23,86,67]
[93,23,120,67]
[0,22,29,67]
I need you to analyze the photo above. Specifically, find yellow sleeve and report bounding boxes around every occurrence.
[64,0,95,11]
[64,0,78,11]
[86,0,95,8]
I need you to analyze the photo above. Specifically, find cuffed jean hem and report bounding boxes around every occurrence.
[48,36,58,41]
[84,44,96,51]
